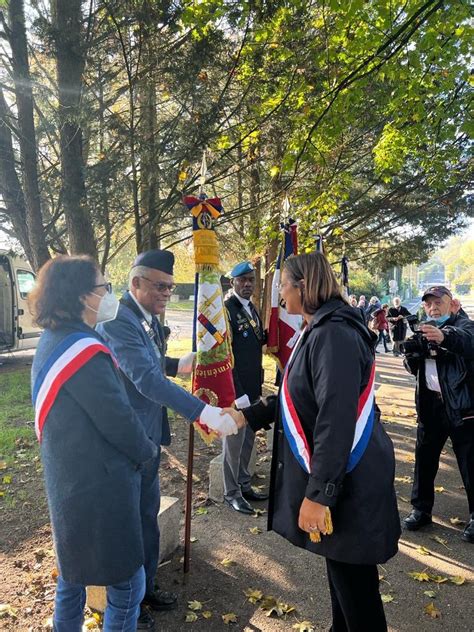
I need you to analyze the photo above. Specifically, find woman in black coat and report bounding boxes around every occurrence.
[387,297,411,355]
[226,253,400,632]
[29,256,157,632]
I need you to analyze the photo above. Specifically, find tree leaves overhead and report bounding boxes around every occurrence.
[0,0,471,274]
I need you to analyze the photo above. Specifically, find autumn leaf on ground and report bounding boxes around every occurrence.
[84,617,100,629]
[408,571,430,582]
[185,612,198,622]
[0,461,7,470]
[404,455,415,462]
[0,604,17,619]
[2,475,12,484]
[190,537,198,543]
[424,602,441,619]
[416,546,432,556]
[220,558,235,567]
[253,508,266,517]
[195,507,208,515]
[292,622,315,632]
[188,600,203,611]
[202,611,212,619]
[261,596,296,618]
[430,535,451,550]
[256,473,266,479]
[434,486,445,493]
[381,594,394,603]
[398,496,410,503]
[222,612,238,624]
[249,526,262,534]
[244,588,263,604]
[428,574,449,584]
[395,476,413,484]
[449,517,464,526]
[449,576,466,586]
[424,591,437,598]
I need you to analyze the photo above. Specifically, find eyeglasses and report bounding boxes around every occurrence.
[94,282,113,294]
[141,276,176,293]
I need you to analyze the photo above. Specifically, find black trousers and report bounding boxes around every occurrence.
[326,559,387,632]
[411,396,474,514]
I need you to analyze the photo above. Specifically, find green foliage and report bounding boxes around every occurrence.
[347,269,386,299]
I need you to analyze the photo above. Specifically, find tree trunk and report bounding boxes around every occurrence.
[52,0,97,259]
[6,0,50,270]
[249,162,262,310]
[0,88,34,264]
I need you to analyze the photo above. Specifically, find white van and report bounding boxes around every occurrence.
[0,251,41,352]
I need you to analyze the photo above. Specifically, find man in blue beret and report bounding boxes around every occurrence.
[98,249,242,629]
[223,261,268,514]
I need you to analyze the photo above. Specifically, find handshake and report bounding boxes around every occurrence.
[198,404,246,437]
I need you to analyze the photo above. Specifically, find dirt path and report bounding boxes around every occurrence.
[1,353,473,631]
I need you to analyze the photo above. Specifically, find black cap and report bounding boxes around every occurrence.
[422,285,453,301]
[132,249,174,275]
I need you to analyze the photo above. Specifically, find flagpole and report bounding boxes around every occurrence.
[183,149,207,577]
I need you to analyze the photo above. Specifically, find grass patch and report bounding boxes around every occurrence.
[167,300,194,311]
[0,368,35,460]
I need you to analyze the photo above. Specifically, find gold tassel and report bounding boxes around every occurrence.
[309,507,333,543]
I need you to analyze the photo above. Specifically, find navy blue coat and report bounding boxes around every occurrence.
[97,292,205,446]
[31,322,157,585]
[244,300,400,565]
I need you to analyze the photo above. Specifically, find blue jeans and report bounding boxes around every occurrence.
[53,566,145,632]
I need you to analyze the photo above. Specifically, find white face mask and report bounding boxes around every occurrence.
[86,291,119,323]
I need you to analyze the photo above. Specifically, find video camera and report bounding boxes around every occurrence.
[399,316,439,358]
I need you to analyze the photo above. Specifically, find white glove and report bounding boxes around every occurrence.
[199,404,238,436]
[178,351,196,375]
[235,394,251,409]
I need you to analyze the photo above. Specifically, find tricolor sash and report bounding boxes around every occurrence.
[280,338,376,475]
[32,333,116,443]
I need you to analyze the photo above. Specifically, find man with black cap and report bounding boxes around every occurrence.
[223,261,268,514]
[98,249,242,629]
[402,286,474,543]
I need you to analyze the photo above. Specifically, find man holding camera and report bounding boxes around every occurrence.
[402,286,474,543]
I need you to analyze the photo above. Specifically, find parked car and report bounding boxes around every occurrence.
[0,251,41,352]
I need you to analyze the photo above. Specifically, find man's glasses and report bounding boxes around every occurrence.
[141,276,176,293]
[94,282,113,294]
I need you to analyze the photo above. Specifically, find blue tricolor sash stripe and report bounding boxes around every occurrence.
[32,333,116,443]
[280,337,376,475]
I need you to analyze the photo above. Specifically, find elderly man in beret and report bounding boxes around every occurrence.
[402,286,474,543]
[223,261,268,514]
[98,249,243,630]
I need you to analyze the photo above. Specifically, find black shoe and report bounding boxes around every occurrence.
[137,606,155,630]
[142,588,178,611]
[462,515,474,543]
[242,488,269,502]
[403,509,432,531]
[224,496,255,515]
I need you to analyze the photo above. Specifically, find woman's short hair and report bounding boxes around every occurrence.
[283,252,345,314]
[28,255,98,329]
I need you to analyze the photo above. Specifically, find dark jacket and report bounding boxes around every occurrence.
[387,305,410,341]
[404,311,474,427]
[225,293,265,402]
[31,322,157,585]
[243,299,400,565]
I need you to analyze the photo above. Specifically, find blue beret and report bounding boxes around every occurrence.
[133,249,174,275]
[230,261,255,278]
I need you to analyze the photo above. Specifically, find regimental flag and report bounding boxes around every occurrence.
[184,194,236,445]
[267,219,303,370]
[315,233,324,253]
[341,255,349,298]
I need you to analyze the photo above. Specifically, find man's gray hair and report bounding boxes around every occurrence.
[128,265,152,289]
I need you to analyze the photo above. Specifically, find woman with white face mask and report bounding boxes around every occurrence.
[29,255,157,632]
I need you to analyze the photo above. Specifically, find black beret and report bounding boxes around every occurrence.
[132,249,175,275]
